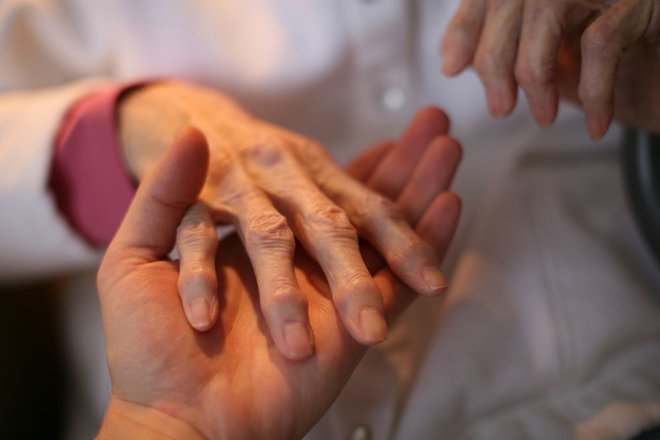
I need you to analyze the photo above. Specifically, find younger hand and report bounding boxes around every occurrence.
[119,82,453,359]
[97,112,461,439]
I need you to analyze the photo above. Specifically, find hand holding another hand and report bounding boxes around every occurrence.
[119,83,454,359]
[96,110,461,439]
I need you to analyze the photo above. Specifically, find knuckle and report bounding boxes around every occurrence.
[474,49,504,78]
[389,234,430,269]
[216,176,259,207]
[303,205,356,238]
[298,140,333,175]
[244,137,290,167]
[334,274,379,312]
[266,285,307,310]
[244,213,294,249]
[301,139,326,156]
[341,271,377,296]
[578,81,606,108]
[361,194,405,225]
[177,220,216,250]
[179,269,216,294]
[581,22,611,55]
[514,59,549,88]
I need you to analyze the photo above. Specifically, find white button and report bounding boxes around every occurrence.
[350,425,371,440]
[380,85,406,112]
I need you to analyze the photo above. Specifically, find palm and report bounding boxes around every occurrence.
[103,234,401,439]
[98,109,460,439]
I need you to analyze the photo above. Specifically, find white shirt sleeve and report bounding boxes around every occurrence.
[0,79,114,280]
[0,1,119,280]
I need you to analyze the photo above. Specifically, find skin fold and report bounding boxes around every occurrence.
[97,110,462,439]
[118,82,451,359]
[442,0,660,139]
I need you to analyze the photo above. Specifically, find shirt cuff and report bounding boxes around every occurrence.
[49,85,139,248]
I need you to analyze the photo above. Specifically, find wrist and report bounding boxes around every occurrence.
[117,82,193,180]
[97,396,206,440]
[117,81,253,180]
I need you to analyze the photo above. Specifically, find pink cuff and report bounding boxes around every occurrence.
[49,86,138,248]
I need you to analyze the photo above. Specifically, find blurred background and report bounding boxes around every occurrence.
[0,281,67,439]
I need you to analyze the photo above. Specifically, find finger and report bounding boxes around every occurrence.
[415,192,462,263]
[555,32,583,104]
[242,208,314,361]
[396,136,462,225]
[334,177,449,297]
[361,135,462,273]
[107,127,209,264]
[376,192,462,319]
[242,139,387,346]
[345,141,394,182]
[314,166,450,298]
[347,112,456,279]
[360,175,461,274]
[176,203,219,331]
[442,0,488,76]
[367,107,450,200]
[579,0,655,140]
[473,0,523,117]
[515,0,564,126]
[294,110,452,296]
[216,168,314,360]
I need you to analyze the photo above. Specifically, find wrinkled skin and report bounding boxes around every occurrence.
[120,82,451,358]
[97,109,461,439]
[442,0,660,139]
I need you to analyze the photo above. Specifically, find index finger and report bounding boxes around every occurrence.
[106,127,209,264]
[442,0,488,76]
[515,0,565,126]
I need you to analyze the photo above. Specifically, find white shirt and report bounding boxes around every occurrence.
[1,1,659,439]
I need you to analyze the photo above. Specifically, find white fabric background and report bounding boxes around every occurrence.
[0,1,659,439]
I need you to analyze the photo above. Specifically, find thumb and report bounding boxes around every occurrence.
[107,127,209,263]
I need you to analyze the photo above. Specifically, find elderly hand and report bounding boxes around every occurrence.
[96,113,461,439]
[442,0,660,139]
[118,82,453,360]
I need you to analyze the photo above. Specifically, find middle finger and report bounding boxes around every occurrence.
[473,0,524,117]
[242,138,388,346]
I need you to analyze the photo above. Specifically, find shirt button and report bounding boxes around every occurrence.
[350,425,371,440]
[380,85,407,112]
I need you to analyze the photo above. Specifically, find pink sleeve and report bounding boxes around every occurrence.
[49,86,138,248]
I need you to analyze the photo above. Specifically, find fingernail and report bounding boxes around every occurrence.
[528,90,557,127]
[442,52,457,76]
[487,83,514,118]
[442,43,464,77]
[422,266,448,294]
[359,307,387,344]
[190,298,211,329]
[283,321,313,359]
[532,103,553,127]
[586,111,611,141]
